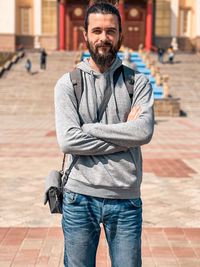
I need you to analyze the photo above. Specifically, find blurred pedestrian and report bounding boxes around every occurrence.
[157,47,164,64]
[25,59,31,74]
[40,49,47,69]
[167,46,175,64]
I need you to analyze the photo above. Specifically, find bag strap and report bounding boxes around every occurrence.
[70,65,135,108]
[63,68,111,187]
[122,65,135,102]
[62,155,79,187]
[113,65,122,87]
[70,65,135,105]
[70,68,83,108]
[61,153,66,173]
[70,67,113,122]
[113,65,135,102]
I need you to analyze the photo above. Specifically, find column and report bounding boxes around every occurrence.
[196,0,200,36]
[60,0,66,50]
[145,0,153,51]
[66,7,70,50]
[171,0,179,37]
[34,0,41,49]
[0,0,15,51]
[118,0,124,27]
[0,0,15,34]
[57,1,60,50]
[73,26,78,51]
[196,0,200,50]
[170,0,179,50]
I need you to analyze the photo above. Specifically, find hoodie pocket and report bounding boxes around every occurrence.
[102,150,138,188]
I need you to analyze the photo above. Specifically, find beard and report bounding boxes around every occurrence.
[86,37,122,68]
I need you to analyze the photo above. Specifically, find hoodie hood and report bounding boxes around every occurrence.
[76,56,122,76]
[75,56,123,124]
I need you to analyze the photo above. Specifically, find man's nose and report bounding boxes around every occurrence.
[100,31,108,42]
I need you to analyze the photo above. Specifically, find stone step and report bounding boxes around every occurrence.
[149,52,200,117]
[0,51,77,115]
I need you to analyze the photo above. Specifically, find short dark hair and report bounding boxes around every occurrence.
[84,2,122,33]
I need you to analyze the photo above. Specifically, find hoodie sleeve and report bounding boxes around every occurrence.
[82,74,154,148]
[54,74,127,155]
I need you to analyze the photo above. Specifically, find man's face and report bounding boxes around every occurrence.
[84,13,122,67]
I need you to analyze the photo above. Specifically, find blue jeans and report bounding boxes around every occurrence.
[62,189,142,267]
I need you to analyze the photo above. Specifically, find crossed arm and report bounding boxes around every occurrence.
[82,78,154,148]
[55,76,127,155]
[54,74,154,155]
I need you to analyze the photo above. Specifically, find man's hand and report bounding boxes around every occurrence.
[127,106,141,121]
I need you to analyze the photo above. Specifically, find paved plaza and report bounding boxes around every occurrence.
[0,51,200,266]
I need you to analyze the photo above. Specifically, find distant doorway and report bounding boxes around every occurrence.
[123,5,146,50]
[67,5,86,50]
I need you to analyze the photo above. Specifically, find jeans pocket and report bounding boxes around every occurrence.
[129,198,142,209]
[63,189,77,204]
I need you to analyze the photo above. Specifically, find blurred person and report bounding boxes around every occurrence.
[25,59,31,74]
[40,49,47,69]
[167,45,175,64]
[54,2,154,267]
[157,47,165,63]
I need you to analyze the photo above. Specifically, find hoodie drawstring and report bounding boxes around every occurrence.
[90,70,99,122]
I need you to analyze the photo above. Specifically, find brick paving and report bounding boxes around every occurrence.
[0,51,200,266]
[1,227,200,267]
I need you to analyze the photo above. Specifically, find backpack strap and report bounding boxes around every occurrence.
[113,65,123,88]
[69,68,110,122]
[113,65,135,102]
[70,65,135,108]
[122,65,135,102]
[69,68,83,107]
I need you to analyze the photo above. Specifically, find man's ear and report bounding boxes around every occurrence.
[83,30,87,42]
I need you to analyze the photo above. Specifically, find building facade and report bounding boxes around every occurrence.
[0,0,200,52]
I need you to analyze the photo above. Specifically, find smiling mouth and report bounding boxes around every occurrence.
[97,42,112,48]
[99,46,110,50]
[98,46,111,50]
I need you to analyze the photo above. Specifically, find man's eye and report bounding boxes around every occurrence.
[107,30,116,35]
[93,30,101,34]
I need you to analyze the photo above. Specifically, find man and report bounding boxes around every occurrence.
[54,2,154,267]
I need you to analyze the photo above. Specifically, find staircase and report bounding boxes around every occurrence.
[82,52,164,99]
[0,51,77,115]
[2,51,199,117]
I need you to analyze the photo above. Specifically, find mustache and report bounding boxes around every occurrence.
[95,42,112,48]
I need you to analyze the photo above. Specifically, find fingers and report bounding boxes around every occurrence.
[127,106,141,121]
[134,107,140,120]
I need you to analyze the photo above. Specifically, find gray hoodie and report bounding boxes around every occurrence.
[54,57,154,199]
